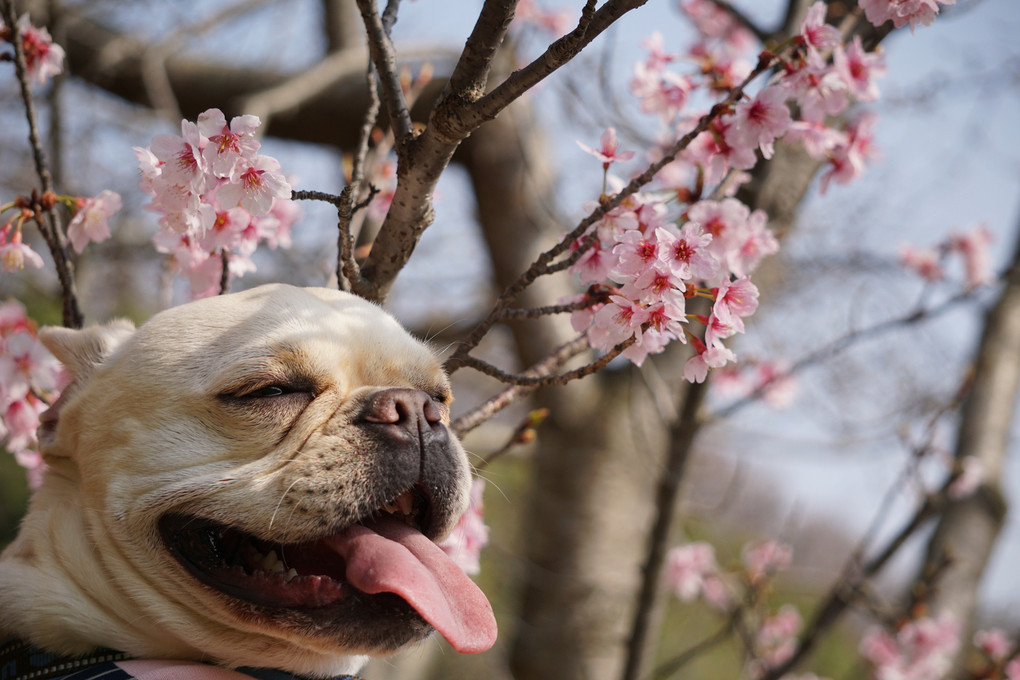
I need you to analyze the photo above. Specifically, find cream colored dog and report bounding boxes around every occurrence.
[0,284,496,678]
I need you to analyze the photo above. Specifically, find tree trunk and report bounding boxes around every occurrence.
[909,212,1020,674]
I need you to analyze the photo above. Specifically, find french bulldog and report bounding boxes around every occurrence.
[0,284,496,678]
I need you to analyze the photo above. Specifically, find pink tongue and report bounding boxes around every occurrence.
[324,516,497,654]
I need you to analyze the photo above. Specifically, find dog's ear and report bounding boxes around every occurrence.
[37,320,135,453]
[39,320,135,383]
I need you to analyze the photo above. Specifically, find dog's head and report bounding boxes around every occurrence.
[7,284,495,677]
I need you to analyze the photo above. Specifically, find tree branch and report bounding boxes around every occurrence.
[705,0,769,43]
[452,335,595,437]
[1,0,82,328]
[907,216,1020,672]
[354,0,412,142]
[466,0,637,130]
[621,376,708,680]
[443,0,517,102]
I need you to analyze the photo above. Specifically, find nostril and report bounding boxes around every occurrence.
[423,399,442,424]
[360,388,440,429]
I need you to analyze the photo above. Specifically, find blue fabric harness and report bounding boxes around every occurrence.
[0,639,360,680]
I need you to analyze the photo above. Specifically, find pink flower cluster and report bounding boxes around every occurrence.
[664,537,795,612]
[971,628,1020,679]
[437,478,489,575]
[0,13,64,86]
[640,2,885,191]
[572,3,896,379]
[899,224,994,290]
[859,0,956,32]
[0,300,62,488]
[860,614,960,680]
[666,539,813,678]
[751,604,802,673]
[567,170,773,375]
[135,108,299,298]
[664,542,730,607]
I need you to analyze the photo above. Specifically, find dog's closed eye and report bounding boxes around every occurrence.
[245,385,303,399]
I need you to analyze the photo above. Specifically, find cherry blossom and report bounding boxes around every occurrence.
[150,121,209,193]
[66,190,121,254]
[438,478,490,575]
[974,628,1014,663]
[631,62,693,122]
[0,330,61,399]
[664,542,720,601]
[860,614,960,680]
[0,225,44,272]
[136,108,299,298]
[724,86,793,160]
[661,222,720,280]
[0,301,62,488]
[859,0,956,32]
[684,341,737,383]
[833,35,886,103]
[712,277,760,333]
[799,2,841,53]
[781,51,850,123]
[713,359,799,409]
[755,605,802,668]
[947,224,994,289]
[742,538,793,584]
[588,296,650,351]
[820,112,880,193]
[898,244,944,283]
[197,109,261,178]
[578,127,635,169]
[218,155,292,217]
[0,14,65,86]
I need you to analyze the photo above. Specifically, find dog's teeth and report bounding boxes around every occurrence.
[382,502,399,514]
[396,492,414,516]
[284,568,299,583]
[261,550,281,572]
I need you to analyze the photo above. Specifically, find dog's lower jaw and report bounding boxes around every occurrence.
[0,487,376,679]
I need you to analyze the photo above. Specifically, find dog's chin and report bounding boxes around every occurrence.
[157,487,438,653]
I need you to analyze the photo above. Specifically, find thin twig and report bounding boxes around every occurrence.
[452,335,594,436]
[710,288,982,420]
[291,189,346,208]
[499,298,602,320]
[218,250,230,295]
[758,489,949,680]
[455,333,631,388]
[354,0,413,142]
[648,616,737,680]
[1,0,82,328]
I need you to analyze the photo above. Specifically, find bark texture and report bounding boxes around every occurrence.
[911,217,1020,673]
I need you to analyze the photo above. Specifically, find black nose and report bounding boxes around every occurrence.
[359,388,446,442]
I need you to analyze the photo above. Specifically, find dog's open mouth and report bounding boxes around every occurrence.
[158,487,496,654]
